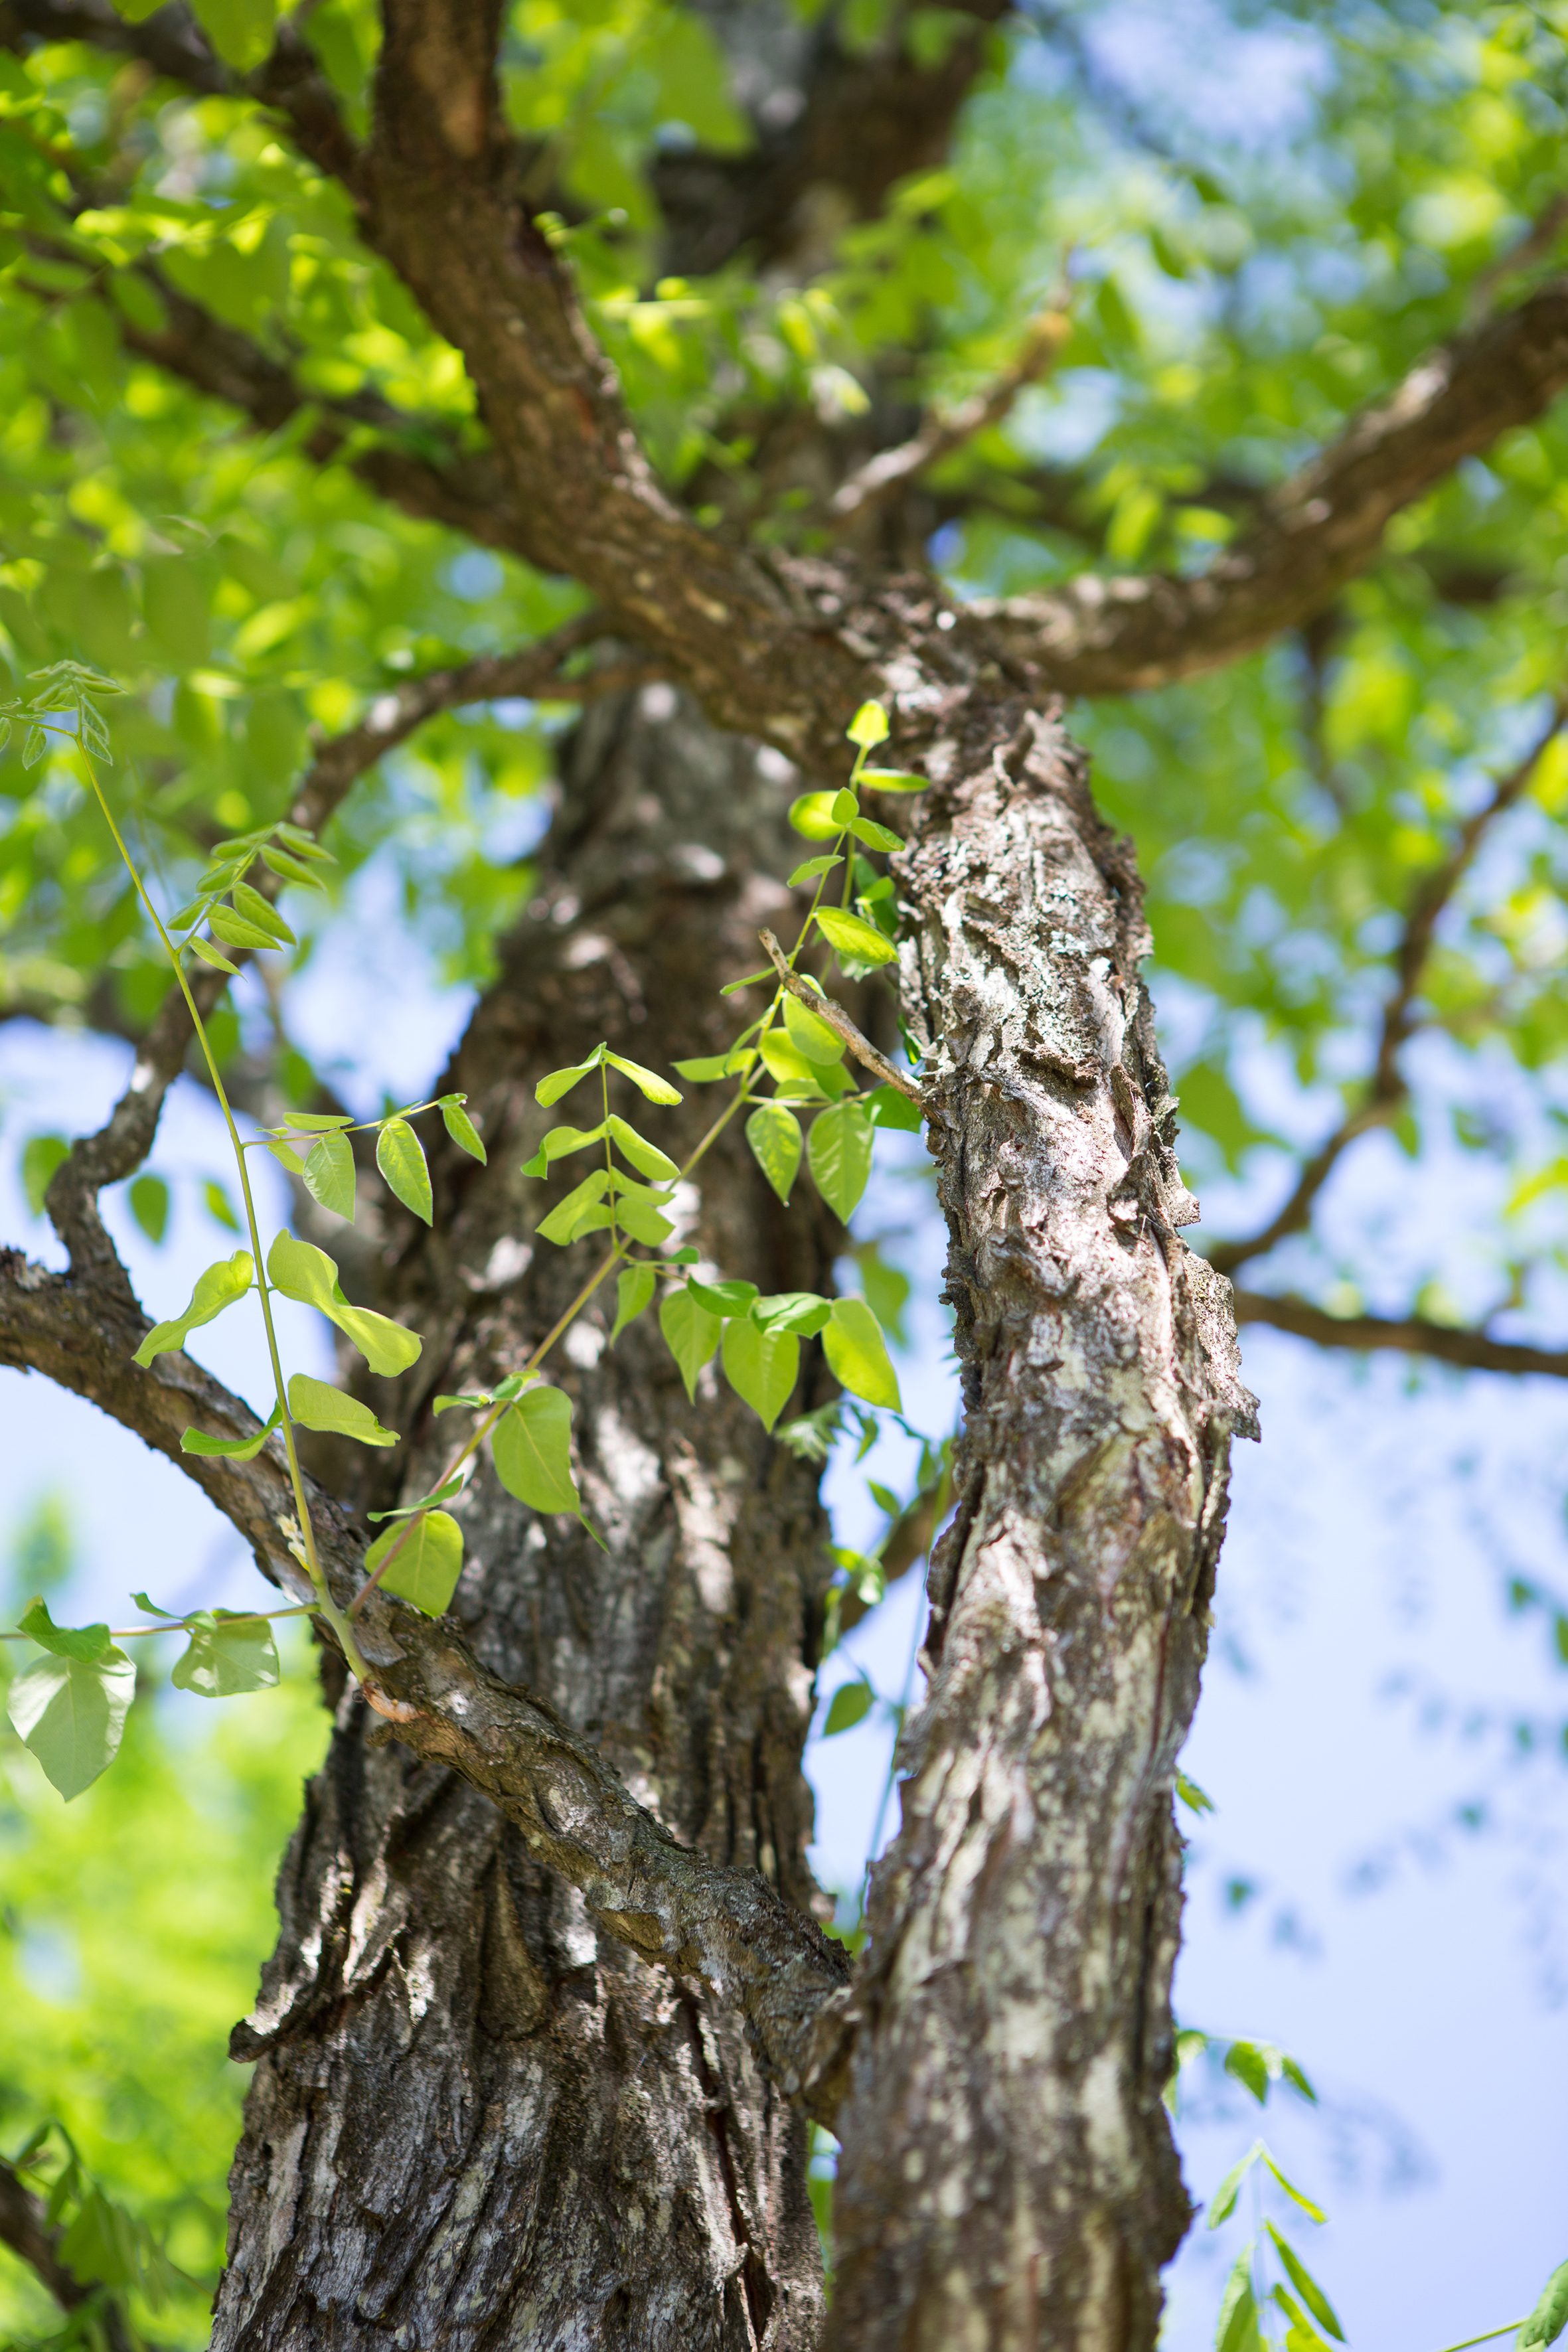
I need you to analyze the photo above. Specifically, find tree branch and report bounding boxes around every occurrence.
[1233,1289,1568,1380]
[0,2157,133,2351]
[828,299,1071,531]
[1208,699,1568,1278]
[759,928,923,1101]
[988,277,1568,695]
[0,1236,854,2122]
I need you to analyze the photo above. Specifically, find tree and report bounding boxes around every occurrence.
[1,3,1567,2346]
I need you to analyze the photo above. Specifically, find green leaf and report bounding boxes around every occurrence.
[260,843,328,891]
[605,1050,682,1105]
[858,768,927,791]
[17,1597,110,1663]
[303,1129,356,1221]
[190,935,240,975]
[441,1097,487,1164]
[1176,1769,1215,1816]
[433,1391,494,1415]
[128,1173,170,1243]
[537,1166,612,1245]
[753,1291,832,1336]
[266,1232,422,1377]
[171,1611,280,1697]
[606,1115,680,1180]
[1215,2250,1263,2352]
[1262,2152,1326,2225]
[867,1081,923,1130]
[719,967,773,996]
[279,1111,354,1131]
[809,1099,875,1220]
[823,1679,874,1735]
[846,700,890,747]
[721,1314,800,1432]
[491,1387,582,1516]
[759,1031,831,1093]
[208,904,281,953]
[1207,2140,1264,2229]
[181,1401,282,1459]
[788,855,843,886]
[609,1262,657,1344]
[275,821,335,860]
[1521,2259,1568,2350]
[850,816,905,852]
[21,1134,68,1216]
[1225,2041,1270,2105]
[286,1373,399,1448]
[6,1648,136,1799]
[188,0,279,70]
[536,1044,607,1106]
[783,993,846,1064]
[823,1296,901,1410]
[673,1053,740,1081]
[789,791,848,840]
[376,1117,433,1224]
[614,1188,675,1245]
[364,1511,465,1616]
[689,1277,759,1317]
[133,1250,254,1366]
[815,906,898,968]
[1265,2225,1345,2341]
[204,1177,241,1231]
[266,1138,307,1176]
[230,878,296,946]
[745,1103,803,1204]
[659,1286,722,1400]
[520,1121,608,1178]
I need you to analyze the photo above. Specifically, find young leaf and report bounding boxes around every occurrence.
[260,842,329,890]
[1265,2225,1345,2341]
[1225,2042,1270,2105]
[719,967,773,996]
[745,1103,803,1204]
[364,1511,465,1617]
[204,1177,242,1231]
[789,791,848,841]
[823,1296,902,1410]
[267,1232,423,1377]
[604,1050,682,1105]
[190,937,240,975]
[433,1391,495,1415]
[815,906,898,968]
[609,1262,657,1344]
[787,854,842,886]
[1206,2140,1265,2229]
[133,1251,254,1367]
[303,1129,356,1221]
[230,878,297,946]
[1261,2152,1326,2225]
[376,1117,433,1224]
[752,1291,832,1337]
[17,1598,111,1663]
[808,1099,875,1220]
[823,1679,874,1735]
[287,1373,399,1448]
[537,1167,612,1245]
[279,1112,355,1131]
[688,1277,759,1318]
[850,816,905,851]
[181,1401,283,1460]
[659,1287,722,1401]
[1215,2249,1263,2352]
[366,1470,471,1520]
[6,1648,136,1800]
[858,769,928,791]
[266,1138,307,1176]
[1176,1769,1215,1815]
[208,905,283,953]
[672,1053,739,1081]
[21,1134,68,1216]
[491,1387,582,1517]
[128,1173,169,1244]
[520,1121,609,1178]
[441,1097,487,1164]
[275,821,335,860]
[1521,2259,1568,2351]
[536,1044,607,1107]
[606,1115,680,1181]
[758,1031,831,1093]
[830,788,860,823]
[783,992,846,1065]
[846,700,890,747]
[721,1314,800,1432]
[613,1189,675,1246]
[171,1612,280,1697]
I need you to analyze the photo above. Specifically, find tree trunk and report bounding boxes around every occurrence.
[212,688,842,2349]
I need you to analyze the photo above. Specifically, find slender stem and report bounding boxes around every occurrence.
[602,1063,618,1251]
[1429,2328,1525,2352]
[75,737,370,1679]
[2,1604,319,1642]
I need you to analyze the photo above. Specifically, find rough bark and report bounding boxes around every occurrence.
[208,690,847,2349]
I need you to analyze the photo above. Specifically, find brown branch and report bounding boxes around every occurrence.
[1470,189,1568,318]
[759,929,923,1101]
[988,276,1568,696]
[1232,1289,1568,1381]
[1208,702,1567,1279]
[0,2157,135,2351]
[828,301,1073,530]
[0,1236,854,2122]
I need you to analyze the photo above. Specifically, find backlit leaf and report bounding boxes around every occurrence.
[303,1129,356,1221]
[171,1611,280,1697]
[846,701,889,747]
[721,1314,800,1431]
[688,1277,759,1317]
[606,1115,680,1180]
[1261,2152,1326,2225]
[230,878,295,946]
[783,992,845,1064]
[605,1050,682,1105]
[190,936,240,974]
[133,1251,253,1366]
[850,815,905,851]
[287,1373,399,1447]
[808,1099,874,1220]
[441,1097,487,1164]
[1207,2140,1264,2229]
[823,1296,901,1410]
[208,905,281,953]
[789,791,847,840]
[858,768,928,791]
[659,1286,721,1400]
[17,1598,111,1662]
[609,1262,657,1344]
[788,855,842,886]
[537,1167,611,1245]
[376,1117,433,1224]
[181,1401,281,1460]
[267,1231,422,1377]
[7,1648,136,1799]
[815,906,898,967]
[1265,2225,1345,2341]
[753,1291,832,1336]
[21,1135,68,1216]
[745,1103,803,1204]
[536,1044,607,1106]
[520,1121,607,1178]
[364,1511,464,1616]
[128,1173,169,1244]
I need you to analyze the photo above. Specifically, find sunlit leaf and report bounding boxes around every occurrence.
[7,1648,136,1799]
[808,1099,874,1220]
[267,1232,422,1377]
[720,1313,800,1431]
[745,1103,803,1204]
[659,1286,721,1401]
[376,1117,433,1224]
[823,1296,901,1410]
[491,1386,582,1516]
[286,1373,399,1448]
[133,1251,254,1367]
[364,1511,464,1616]
[609,1262,657,1344]
[171,1612,280,1697]
[303,1129,356,1221]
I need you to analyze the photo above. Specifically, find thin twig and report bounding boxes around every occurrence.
[759,929,923,1104]
[1232,1290,1568,1381]
[1210,700,1568,1278]
[828,295,1073,530]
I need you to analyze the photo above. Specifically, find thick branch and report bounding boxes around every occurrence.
[0,1242,853,2120]
[988,277,1568,694]
[1233,1289,1568,1379]
[1209,700,1567,1279]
